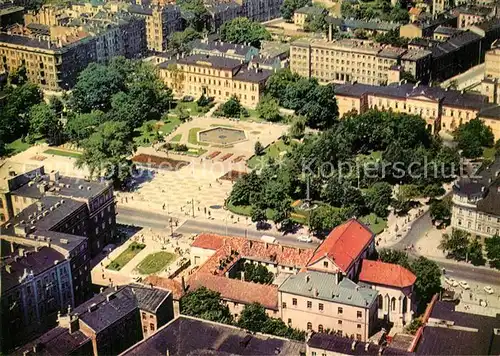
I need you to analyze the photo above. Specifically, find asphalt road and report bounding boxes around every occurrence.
[117,206,500,286]
[117,205,317,249]
[394,209,500,287]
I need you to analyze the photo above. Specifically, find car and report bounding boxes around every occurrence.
[444,277,458,287]
[297,235,312,243]
[459,281,470,290]
[181,95,194,102]
[484,286,494,294]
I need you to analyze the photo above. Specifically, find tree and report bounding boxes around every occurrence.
[410,256,441,306]
[49,96,64,115]
[404,317,422,335]
[240,263,274,284]
[65,111,105,143]
[289,116,306,139]
[220,17,271,48]
[429,197,451,222]
[374,29,409,47]
[168,27,202,53]
[309,205,348,235]
[454,118,494,158]
[303,12,328,33]
[175,105,191,122]
[485,234,500,270]
[378,249,411,269]
[76,121,136,189]
[467,239,485,266]
[439,229,470,261]
[228,171,262,206]
[8,66,28,85]
[271,198,293,230]
[217,96,243,118]
[254,141,265,156]
[180,287,233,324]
[364,182,393,217]
[69,62,127,113]
[176,0,211,31]
[251,204,267,225]
[237,302,269,332]
[256,95,281,122]
[27,103,63,145]
[393,184,419,213]
[281,0,310,20]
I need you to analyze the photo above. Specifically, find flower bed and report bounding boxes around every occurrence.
[219,170,248,181]
[219,153,233,161]
[207,151,221,159]
[232,155,245,163]
[132,154,190,171]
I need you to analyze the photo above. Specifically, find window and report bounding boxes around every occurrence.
[357,324,362,329]
[292,298,297,306]
[357,311,362,318]
[318,324,324,333]
[377,295,383,309]
[282,302,287,308]
[150,323,155,331]
[307,322,312,330]
[391,297,396,311]
[307,301,312,308]
[319,303,324,311]
[312,352,317,356]
[338,307,343,314]
[287,318,292,325]
[338,320,342,325]
[323,261,329,268]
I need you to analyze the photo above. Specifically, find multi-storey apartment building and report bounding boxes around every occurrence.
[158,54,272,107]
[0,11,146,90]
[14,285,174,356]
[206,1,241,31]
[0,2,23,30]
[335,81,500,135]
[128,4,181,52]
[236,0,282,22]
[451,158,500,241]
[455,6,495,29]
[290,37,432,86]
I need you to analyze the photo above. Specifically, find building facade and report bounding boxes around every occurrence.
[290,38,432,86]
[158,54,272,107]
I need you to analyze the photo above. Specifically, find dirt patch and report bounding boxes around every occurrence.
[219,170,248,181]
[30,155,47,161]
[132,154,190,171]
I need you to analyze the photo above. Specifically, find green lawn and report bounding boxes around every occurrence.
[483,147,496,161]
[136,251,176,274]
[160,116,181,136]
[107,242,146,271]
[177,101,199,113]
[188,128,209,146]
[170,134,182,142]
[241,109,264,122]
[6,137,45,156]
[247,139,295,169]
[360,213,387,234]
[44,148,82,159]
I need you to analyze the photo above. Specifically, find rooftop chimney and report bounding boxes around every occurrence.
[305,274,310,283]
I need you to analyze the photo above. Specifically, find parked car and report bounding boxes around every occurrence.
[181,95,194,102]
[297,235,312,243]
[459,281,470,290]
[484,286,494,294]
[444,277,458,287]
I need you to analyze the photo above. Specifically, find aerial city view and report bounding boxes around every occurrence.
[1,0,500,353]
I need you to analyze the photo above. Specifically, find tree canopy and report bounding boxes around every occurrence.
[281,0,311,20]
[454,118,494,158]
[180,287,234,324]
[168,27,202,53]
[485,234,500,270]
[220,17,271,48]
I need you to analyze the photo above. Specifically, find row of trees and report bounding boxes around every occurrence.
[454,118,495,158]
[439,229,500,268]
[341,0,409,23]
[181,287,305,340]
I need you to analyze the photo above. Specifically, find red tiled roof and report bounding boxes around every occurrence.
[194,234,315,276]
[191,233,227,250]
[307,219,374,273]
[187,272,279,310]
[409,7,423,16]
[143,275,185,300]
[359,260,416,288]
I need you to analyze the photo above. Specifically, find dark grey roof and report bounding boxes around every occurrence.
[13,175,110,200]
[206,1,241,14]
[192,40,256,56]
[26,23,50,36]
[480,104,500,119]
[307,333,413,355]
[0,33,56,50]
[234,67,272,83]
[1,245,66,293]
[295,5,325,16]
[278,271,377,308]
[456,5,492,16]
[122,316,306,355]
[73,285,170,333]
[326,16,344,27]
[343,19,399,31]
[335,82,488,110]
[164,53,244,70]
[416,301,500,355]
[127,4,153,16]
[472,17,500,32]
[11,326,90,356]
[434,26,463,36]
